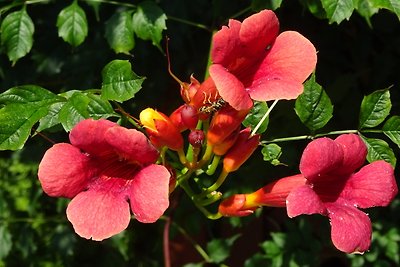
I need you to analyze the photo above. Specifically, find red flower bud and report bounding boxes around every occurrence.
[222,128,259,173]
[169,104,198,132]
[212,126,240,156]
[207,106,249,146]
[218,194,258,217]
[188,130,205,148]
[140,108,184,151]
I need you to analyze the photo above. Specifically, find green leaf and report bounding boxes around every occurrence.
[132,1,167,50]
[321,0,354,23]
[0,225,12,260]
[0,85,61,105]
[243,101,269,134]
[251,0,283,11]
[206,234,240,264]
[101,60,145,102]
[0,9,35,64]
[58,92,91,131]
[0,103,49,150]
[370,0,400,21]
[86,93,119,120]
[261,143,283,166]
[382,115,400,148]
[358,89,391,129]
[361,136,396,168]
[295,75,333,131]
[299,0,327,19]
[105,9,135,54]
[354,0,379,26]
[244,253,269,267]
[56,1,88,47]
[36,102,65,132]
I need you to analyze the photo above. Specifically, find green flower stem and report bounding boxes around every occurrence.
[198,144,214,168]
[1,0,50,15]
[114,103,142,129]
[251,99,279,136]
[206,155,220,175]
[177,149,189,166]
[195,204,223,220]
[167,15,211,32]
[196,169,229,199]
[197,191,222,206]
[261,129,360,144]
[160,216,212,263]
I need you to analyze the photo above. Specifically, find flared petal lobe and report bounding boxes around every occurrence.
[38,143,92,198]
[69,119,117,156]
[299,137,343,182]
[326,204,372,254]
[334,134,367,175]
[105,126,159,164]
[129,164,170,223]
[66,178,131,241]
[340,160,397,208]
[286,185,326,218]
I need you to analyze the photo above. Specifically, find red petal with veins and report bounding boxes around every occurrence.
[66,178,131,241]
[286,185,326,218]
[326,203,371,254]
[129,164,170,223]
[340,160,397,208]
[299,137,343,182]
[38,143,92,198]
[105,126,159,164]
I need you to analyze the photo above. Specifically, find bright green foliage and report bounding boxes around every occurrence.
[0,86,62,150]
[132,1,167,50]
[261,143,283,166]
[105,10,135,54]
[101,60,145,102]
[359,89,391,129]
[0,9,34,65]
[58,92,91,132]
[243,101,269,134]
[370,0,400,20]
[321,0,354,23]
[361,135,397,167]
[383,116,400,148]
[295,75,333,132]
[56,1,88,47]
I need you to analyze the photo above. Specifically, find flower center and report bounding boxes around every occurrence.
[95,151,142,180]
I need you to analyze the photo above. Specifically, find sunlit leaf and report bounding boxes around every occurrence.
[0,9,34,64]
[58,92,91,131]
[243,101,269,134]
[382,115,400,148]
[370,0,400,20]
[37,102,65,132]
[359,89,391,129]
[321,0,354,23]
[105,9,135,54]
[261,143,282,166]
[56,1,88,47]
[361,136,396,168]
[132,1,167,50]
[101,60,145,102]
[86,93,119,120]
[295,75,333,132]
[0,85,61,105]
[0,104,49,150]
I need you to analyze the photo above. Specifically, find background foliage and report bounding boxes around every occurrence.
[0,0,399,266]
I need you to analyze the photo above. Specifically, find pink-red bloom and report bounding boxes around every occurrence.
[38,119,170,241]
[219,134,397,254]
[209,10,317,110]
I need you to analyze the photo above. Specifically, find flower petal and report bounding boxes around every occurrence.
[66,178,131,241]
[105,126,159,164]
[209,64,253,110]
[326,204,371,254]
[248,31,317,101]
[211,19,242,66]
[340,160,397,208]
[239,10,279,58]
[38,143,92,198]
[69,119,117,155]
[129,164,170,223]
[299,137,343,182]
[334,134,367,175]
[286,185,326,218]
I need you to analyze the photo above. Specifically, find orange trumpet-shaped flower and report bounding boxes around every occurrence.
[140,108,184,151]
[222,128,260,173]
[207,106,249,146]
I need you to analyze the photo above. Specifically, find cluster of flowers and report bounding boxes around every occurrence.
[38,10,397,254]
